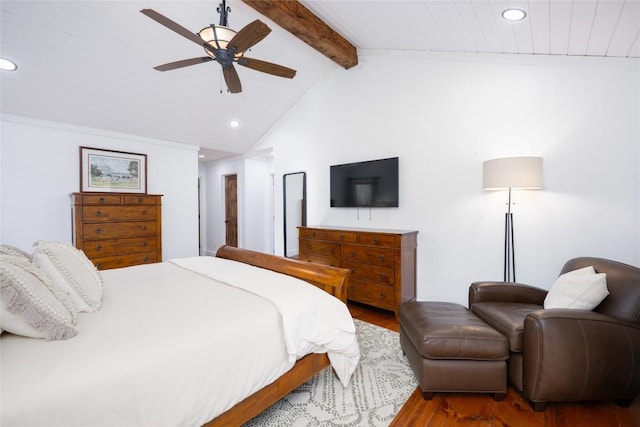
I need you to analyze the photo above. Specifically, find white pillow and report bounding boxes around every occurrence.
[544,266,609,310]
[0,255,77,340]
[0,244,31,260]
[32,241,103,313]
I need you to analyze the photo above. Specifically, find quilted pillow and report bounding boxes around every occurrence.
[0,244,31,260]
[32,241,103,313]
[544,266,609,310]
[0,255,77,340]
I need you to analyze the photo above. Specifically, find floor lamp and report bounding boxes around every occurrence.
[483,157,543,282]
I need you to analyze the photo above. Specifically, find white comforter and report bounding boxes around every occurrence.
[1,257,359,427]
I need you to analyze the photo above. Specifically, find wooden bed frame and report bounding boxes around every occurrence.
[204,245,351,426]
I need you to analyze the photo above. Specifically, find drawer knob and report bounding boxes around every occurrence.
[373,238,380,244]
[379,292,386,299]
[379,274,387,281]
[96,263,103,269]
[99,197,105,204]
[142,241,148,247]
[95,245,102,251]
[95,228,102,234]
[142,210,147,215]
[137,197,144,204]
[329,248,334,254]
[350,268,355,274]
[95,211,102,216]
[142,226,148,231]
[350,250,355,257]
[144,256,149,261]
[311,232,316,238]
[379,254,385,262]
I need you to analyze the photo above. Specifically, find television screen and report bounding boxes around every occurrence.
[330,157,399,207]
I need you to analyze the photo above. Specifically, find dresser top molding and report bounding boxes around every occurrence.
[301,225,418,235]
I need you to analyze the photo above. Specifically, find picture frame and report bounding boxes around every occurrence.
[80,147,147,193]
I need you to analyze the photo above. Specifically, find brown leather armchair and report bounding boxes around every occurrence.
[468,257,640,411]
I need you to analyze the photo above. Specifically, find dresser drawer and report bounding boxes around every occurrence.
[341,244,395,268]
[325,230,357,243]
[124,195,159,205]
[358,232,396,248]
[92,252,157,270]
[299,228,326,240]
[82,206,156,222]
[83,221,157,239]
[81,194,122,205]
[347,280,395,311]
[299,253,340,267]
[342,260,395,285]
[82,237,157,258]
[299,239,340,259]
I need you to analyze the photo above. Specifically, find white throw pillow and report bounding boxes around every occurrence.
[544,266,609,310]
[0,255,77,339]
[32,241,103,313]
[0,244,31,260]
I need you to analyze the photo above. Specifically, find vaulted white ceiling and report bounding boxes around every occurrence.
[1,1,638,161]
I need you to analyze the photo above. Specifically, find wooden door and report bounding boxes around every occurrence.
[225,174,238,247]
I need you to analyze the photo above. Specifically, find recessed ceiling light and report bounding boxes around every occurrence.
[229,120,240,128]
[502,8,527,21]
[0,57,17,71]
[198,154,205,158]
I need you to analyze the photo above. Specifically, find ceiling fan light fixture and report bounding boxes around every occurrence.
[502,8,527,21]
[199,26,243,58]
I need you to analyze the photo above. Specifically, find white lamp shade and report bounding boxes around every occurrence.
[483,156,543,190]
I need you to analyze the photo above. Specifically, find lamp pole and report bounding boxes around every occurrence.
[504,187,515,282]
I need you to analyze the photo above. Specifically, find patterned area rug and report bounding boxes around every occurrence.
[244,319,418,426]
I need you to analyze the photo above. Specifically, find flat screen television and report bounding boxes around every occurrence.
[330,157,399,207]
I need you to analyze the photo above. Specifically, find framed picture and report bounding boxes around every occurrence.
[80,147,147,193]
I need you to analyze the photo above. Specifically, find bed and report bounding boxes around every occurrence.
[1,244,359,426]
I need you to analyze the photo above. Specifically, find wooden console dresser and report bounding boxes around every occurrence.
[72,192,162,270]
[298,226,418,317]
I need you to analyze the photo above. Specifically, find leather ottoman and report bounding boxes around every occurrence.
[399,301,509,400]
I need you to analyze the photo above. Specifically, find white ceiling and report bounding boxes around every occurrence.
[1,1,638,161]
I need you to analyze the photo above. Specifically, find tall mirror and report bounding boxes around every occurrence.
[283,172,307,258]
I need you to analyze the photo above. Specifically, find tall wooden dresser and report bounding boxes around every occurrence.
[72,192,162,270]
[298,226,418,318]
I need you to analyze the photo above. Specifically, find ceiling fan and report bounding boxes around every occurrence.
[140,1,296,94]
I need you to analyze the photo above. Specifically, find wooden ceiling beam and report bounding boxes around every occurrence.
[241,0,358,69]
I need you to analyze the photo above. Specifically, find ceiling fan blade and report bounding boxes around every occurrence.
[237,57,296,79]
[141,9,205,48]
[228,20,271,53]
[223,65,242,93]
[154,57,213,72]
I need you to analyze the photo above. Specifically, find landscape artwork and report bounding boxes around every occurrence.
[80,147,147,193]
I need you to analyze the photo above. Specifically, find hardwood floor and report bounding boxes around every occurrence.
[347,302,640,427]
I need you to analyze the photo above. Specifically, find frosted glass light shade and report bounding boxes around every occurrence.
[198,26,243,58]
[483,156,543,190]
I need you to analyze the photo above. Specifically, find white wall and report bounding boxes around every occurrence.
[244,156,274,254]
[250,51,639,306]
[1,115,200,259]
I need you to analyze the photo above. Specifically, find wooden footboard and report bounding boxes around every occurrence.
[204,246,352,426]
[215,245,350,303]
